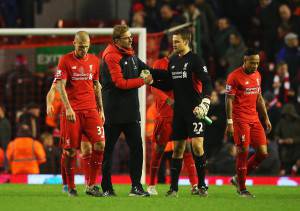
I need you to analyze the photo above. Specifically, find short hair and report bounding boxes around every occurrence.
[244,48,259,56]
[112,24,129,41]
[173,28,192,43]
[40,132,52,142]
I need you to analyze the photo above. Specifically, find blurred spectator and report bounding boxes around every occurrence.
[221,32,246,75]
[263,91,282,141]
[254,0,280,61]
[278,4,300,37]
[276,32,300,80]
[272,61,295,103]
[0,104,11,151]
[143,0,161,32]
[19,103,41,139]
[205,91,226,159]
[214,78,226,105]
[6,124,46,174]
[207,143,236,175]
[274,103,300,175]
[131,10,145,28]
[183,1,213,59]
[39,132,60,174]
[194,0,217,38]
[213,17,238,78]
[159,4,186,50]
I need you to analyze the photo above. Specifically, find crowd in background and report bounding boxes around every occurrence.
[0,0,300,178]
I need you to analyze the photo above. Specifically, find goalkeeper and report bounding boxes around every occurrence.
[140,29,213,197]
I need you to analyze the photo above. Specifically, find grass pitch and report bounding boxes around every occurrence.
[0,184,299,211]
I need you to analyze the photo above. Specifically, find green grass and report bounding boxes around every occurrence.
[0,185,299,211]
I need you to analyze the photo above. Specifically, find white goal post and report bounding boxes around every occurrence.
[0,28,148,184]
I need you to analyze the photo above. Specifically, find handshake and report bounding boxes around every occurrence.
[140,69,153,85]
[193,98,210,120]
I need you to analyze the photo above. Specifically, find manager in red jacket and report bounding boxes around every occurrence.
[100,24,153,197]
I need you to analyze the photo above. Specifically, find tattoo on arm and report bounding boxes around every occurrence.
[225,95,234,120]
[46,83,56,106]
[257,94,269,121]
[93,80,104,112]
[56,79,72,109]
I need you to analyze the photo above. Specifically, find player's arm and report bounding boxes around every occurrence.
[257,93,272,133]
[105,54,145,89]
[225,94,235,137]
[46,83,56,117]
[93,80,105,121]
[137,57,172,90]
[56,79,76,122]
[193,56,213,119]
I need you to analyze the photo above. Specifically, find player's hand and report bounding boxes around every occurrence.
[193,98,210,119]
[66,107,76,122]
[100,110,105,123]
[46,104,54,117]
[140,69,153,85]
[264,118,272,134]
[226,124,234,137]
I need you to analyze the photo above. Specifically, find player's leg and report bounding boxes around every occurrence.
[124,122,150,197]
[191,137,208,196]
[247,122,268,174]
[80,136,92,186]
[232,122,253,197]
[188,115,207,196]
[59,113,68,193]
[148,118,171,195]
[166,113,186,197]
[183,141,198,194]
[61,111,81,196]
[82,109,105,197]
[101,123,121,196]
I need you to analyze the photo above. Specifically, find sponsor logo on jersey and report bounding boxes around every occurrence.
[89,65,93,72]
[183,62,188,70]
[182,71,187,78]
[171,65,175,69]
[245,87,260,95]
[203,66,208,73]
[71,66,77,69]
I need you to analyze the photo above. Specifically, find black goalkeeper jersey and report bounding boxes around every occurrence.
[152,51,213,112]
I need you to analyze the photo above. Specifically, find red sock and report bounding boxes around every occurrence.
[183,152,197,186]
[61,154,67,185]
[81,154,91,185]
[247,153,268,174]
[63,153,77,190]
[88,150,103,186]
[149,147,164,186]
[236,151,248,191]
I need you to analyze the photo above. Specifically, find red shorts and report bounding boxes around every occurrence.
[233,121,267,148]
[152,118,172,146]
[60,109,105,149]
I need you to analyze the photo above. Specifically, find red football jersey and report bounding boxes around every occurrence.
[151,57,173,118]
[55,51,99,111]
[226,66,261,123]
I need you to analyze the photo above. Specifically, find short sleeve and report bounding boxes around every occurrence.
[226,73,237,95]
[55,56,68,80]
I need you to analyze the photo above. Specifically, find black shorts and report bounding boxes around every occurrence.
[171,110,206,140]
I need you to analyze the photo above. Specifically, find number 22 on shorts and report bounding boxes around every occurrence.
[193,122,203,134]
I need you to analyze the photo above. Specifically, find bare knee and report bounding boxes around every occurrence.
[191,138,204,156]
[173,141,186,158]
[81,142,92,156]
[64,148,76,157]
[93,141,105,151]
